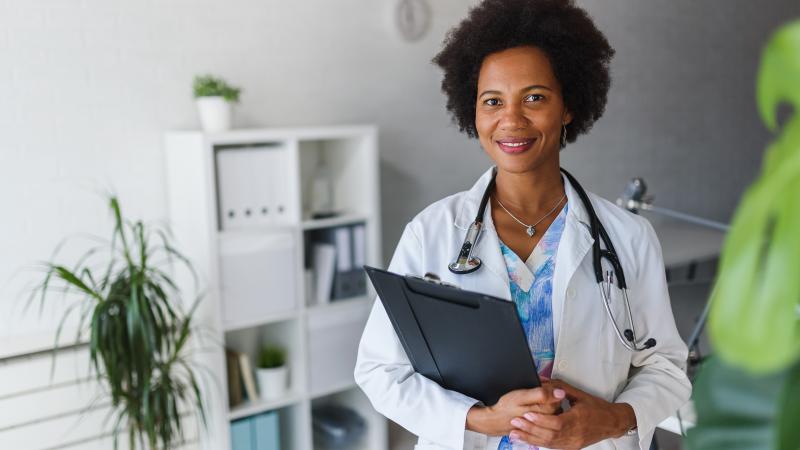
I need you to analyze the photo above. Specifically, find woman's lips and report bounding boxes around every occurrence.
[497,139,535,154]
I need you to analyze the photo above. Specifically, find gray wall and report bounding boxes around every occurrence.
[381,0,799,260]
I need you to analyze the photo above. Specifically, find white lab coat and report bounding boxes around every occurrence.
[354,167,691,450]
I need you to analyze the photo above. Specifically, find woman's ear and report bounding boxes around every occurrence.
[562,110,573,126]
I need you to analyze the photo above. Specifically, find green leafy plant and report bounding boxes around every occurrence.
[192,74,241,102]
[258,345,286,369]
[686,20,800,450]
[31,197,206,450]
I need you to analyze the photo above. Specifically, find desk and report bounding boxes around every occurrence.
[642,212,726,269]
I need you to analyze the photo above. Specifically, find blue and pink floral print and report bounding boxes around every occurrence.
[497,203,568,450]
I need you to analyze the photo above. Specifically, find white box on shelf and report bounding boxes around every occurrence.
[219,231,298,329]
[307,303,371,395]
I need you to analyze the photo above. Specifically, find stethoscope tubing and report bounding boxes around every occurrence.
[450,166,655,351]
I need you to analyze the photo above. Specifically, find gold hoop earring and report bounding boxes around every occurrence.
[561,124,567,148]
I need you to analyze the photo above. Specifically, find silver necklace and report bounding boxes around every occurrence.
[495,193,566,237]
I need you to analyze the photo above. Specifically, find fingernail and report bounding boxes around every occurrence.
[524,412,537,421]
[511,418,524,427]
[509,432,520,442]
[554,389,566,399]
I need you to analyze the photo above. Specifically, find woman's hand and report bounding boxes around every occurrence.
[466,381,566,436]
[507,379,637,449]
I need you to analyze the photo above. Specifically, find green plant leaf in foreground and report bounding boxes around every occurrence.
[685,357,785,450]
[708,20,800,373]
[776,362,800,450]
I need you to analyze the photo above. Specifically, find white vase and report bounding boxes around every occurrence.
[196,96,232,132]
[256,366,288,400]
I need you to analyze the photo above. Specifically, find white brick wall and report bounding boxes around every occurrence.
[0,0,473,353]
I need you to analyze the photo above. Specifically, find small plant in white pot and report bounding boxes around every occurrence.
[257,345,288,400]
[192,74,241,132]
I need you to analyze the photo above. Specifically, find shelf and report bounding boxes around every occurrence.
[164,125,383,450]
[301,213,369,230]
[305,296,371,317]
[223,308,300,333]
[309,380,358,399]
[228,391,304,421]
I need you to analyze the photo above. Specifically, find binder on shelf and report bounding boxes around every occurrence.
[254,411,281,450]
[307,223,368,302]
[313,243,336,305]
[216,145,292,230]
[231,418,254,450]
[231,411,281,450]
[352,224,368,293]
[217,148,251,230]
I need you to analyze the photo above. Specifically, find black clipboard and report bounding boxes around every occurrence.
[364,266,540,406]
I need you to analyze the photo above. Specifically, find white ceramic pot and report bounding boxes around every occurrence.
[256,366,288,400]
[196,96,232,132]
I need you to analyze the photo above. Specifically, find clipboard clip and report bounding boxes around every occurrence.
[406,272,461,290]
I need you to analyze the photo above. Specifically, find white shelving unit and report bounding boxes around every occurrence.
[164,125,386,450]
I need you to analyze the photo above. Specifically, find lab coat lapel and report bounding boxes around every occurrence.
[551,174,594,350]
[453,167,510,300]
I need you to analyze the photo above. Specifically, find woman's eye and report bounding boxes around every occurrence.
[484,98,500,106]
[526,94,544,102]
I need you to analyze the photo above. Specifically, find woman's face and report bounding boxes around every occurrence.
[475,46,572,175]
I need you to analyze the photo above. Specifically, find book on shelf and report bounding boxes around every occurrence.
[238,352,259,402]
[226,348,259,407]
[226,349,243,407]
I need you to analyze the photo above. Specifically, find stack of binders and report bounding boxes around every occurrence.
[308,223,367,304]
[231,411,280,450]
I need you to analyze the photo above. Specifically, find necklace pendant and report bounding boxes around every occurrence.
[526,226,536,237]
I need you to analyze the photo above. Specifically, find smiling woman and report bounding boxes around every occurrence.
[354,1,691,450]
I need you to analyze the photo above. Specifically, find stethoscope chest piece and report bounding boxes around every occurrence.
[448,221,484,274]
[448,256,481,274]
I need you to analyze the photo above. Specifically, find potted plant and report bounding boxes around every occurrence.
[193,74,241,132]
[256,345,288,400]
[31,196,206,449]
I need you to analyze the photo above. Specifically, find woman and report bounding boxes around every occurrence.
[355,1,691,449]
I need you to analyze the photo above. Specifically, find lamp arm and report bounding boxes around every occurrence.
[634,202,730,232]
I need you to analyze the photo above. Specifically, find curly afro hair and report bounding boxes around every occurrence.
[431,0,614,144]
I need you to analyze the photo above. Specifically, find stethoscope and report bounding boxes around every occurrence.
[448,167,656,352]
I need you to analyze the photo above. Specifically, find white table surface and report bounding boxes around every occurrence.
[640,212,727,268]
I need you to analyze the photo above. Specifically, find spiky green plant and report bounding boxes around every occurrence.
[258,345,286,369]
[31,197,206,450]
[192,74,241,102]
[686,20,800,450]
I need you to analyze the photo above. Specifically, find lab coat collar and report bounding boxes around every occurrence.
[453,166,593,231]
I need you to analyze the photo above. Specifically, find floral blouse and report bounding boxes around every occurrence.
[497,203,568,450]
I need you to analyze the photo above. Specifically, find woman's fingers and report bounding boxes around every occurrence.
[548,379,585,401]
[516,384,565,407]
[521,412,563,431]
[508,420,557,447]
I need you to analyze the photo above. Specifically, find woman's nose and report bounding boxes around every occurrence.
[498,104,530,130]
